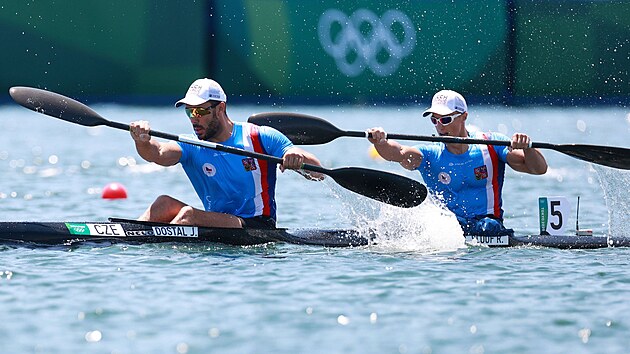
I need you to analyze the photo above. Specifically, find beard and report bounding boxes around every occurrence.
[194,113,221,140]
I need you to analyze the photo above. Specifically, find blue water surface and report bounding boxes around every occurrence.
[0,104,629,353]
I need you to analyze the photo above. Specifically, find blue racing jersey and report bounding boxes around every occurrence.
[177,122,292,221]
[414,131,511,220]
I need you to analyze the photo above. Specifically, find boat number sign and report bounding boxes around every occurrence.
[538,197,570,235]
[65,223,199,238]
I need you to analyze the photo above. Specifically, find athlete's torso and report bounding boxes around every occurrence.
[177,122,292,220]
[415,131,510,219]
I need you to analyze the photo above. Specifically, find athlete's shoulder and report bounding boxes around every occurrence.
[250,122,285,136]
[473,131,510,160]
[474,130,510,141]
[414,142,443,154]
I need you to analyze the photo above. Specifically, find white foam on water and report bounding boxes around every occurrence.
[593,165,630,237]
[363,198,466,253]
[327,178,465,252]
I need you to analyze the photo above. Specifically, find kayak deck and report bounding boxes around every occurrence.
[0,219,628,249]
[0,219,371,247]
[467,234,630,249]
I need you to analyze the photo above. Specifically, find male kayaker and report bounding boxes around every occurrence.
[367,90,548,236]
[130,78,323,228]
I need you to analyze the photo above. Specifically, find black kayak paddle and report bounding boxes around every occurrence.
[9,86,427,208]
[248,112,630,170]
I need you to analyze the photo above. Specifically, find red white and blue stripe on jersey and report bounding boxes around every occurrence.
[415,131,510,220]
[177,122,291,221]
[247,124,276,219]
[480,133,506,219]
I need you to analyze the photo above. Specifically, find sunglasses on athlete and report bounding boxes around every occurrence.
[185,103,219,119]
[430,112,462,126]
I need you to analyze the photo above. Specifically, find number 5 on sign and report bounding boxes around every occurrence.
[539,197,570,235]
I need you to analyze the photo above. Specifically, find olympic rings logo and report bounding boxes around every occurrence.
[318,8,416,77]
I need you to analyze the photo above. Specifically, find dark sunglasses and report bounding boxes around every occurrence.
[430,112,462,126]
[185,103,219,119]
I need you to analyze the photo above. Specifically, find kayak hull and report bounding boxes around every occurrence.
[0,220,370,247]
[0,219,627,249]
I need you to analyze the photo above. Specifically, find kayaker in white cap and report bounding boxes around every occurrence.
[367,89,547,236]
[129,78,323,229]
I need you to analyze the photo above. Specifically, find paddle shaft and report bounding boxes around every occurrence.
[249,112,522,147]
[312,128,630,169]
[345,130,565,149]
[105,120,328,172]
[342,130,521,147]
[145,121,537,151]
[249,112,630,170]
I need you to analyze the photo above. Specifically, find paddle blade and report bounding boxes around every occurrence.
[554,144,630,170]
[328,167,427,208]
[9,86,106,127]
[248,112,344,145]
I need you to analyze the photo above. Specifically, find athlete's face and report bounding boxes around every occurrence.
[430,111,467,137]
[185,102,221,140]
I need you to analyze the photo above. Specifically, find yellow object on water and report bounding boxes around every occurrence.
[368,145,384,161]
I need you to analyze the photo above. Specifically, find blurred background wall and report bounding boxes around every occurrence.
[1,0,628,105]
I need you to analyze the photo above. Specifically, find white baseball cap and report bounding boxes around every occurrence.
[175,78,227,107]
[421,90,467,117]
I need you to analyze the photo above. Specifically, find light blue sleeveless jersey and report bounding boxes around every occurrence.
[414,131,511,220]
[177,122,292,220]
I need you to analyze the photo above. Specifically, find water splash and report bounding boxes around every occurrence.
[326,179,465,252]
[363,198,466,253]
[593,165,630,236]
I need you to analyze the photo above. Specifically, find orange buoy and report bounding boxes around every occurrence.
[101,182,128,199]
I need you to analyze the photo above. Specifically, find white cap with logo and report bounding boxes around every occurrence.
[175,78,227,107]
[421,90,467,117]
